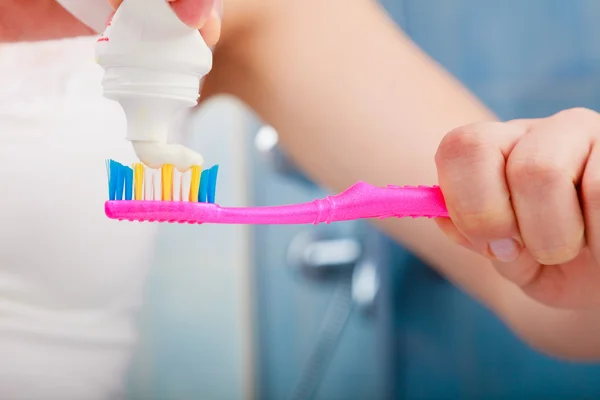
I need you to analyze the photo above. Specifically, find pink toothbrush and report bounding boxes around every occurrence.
[105,181,448,225]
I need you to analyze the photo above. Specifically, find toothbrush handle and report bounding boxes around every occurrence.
[311,181,448,224]
[218,181,448,224]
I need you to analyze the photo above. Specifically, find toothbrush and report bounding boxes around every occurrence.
[105,160,448,225]
[97,1,448,225]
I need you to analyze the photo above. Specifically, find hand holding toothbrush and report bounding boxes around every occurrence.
[435,108,600,310]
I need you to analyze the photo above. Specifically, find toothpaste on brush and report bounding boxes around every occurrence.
[95,0,213,171]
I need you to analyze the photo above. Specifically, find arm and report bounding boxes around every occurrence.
[203,0,600,360]
[7,0,599,359]
[0,0,94,41]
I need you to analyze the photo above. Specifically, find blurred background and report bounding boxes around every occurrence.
[126,1,600,399]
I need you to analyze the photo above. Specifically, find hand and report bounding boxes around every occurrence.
[435,108,600,310]
[108,0,222,46]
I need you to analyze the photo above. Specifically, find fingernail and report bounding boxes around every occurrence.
[489,238,520,262]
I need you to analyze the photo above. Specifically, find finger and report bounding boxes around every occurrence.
[199,0,222,47]
[506,108,595,265]
[108,0,178,8]
[170,0,216,29]
[581,142,600,265]
[435,121,527,262]
[109,0,217,30]
[507,118,541,127]
[434,218,478,252]
[491,249,540,291]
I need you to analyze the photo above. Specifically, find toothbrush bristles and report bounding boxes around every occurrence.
[106,159,219,204]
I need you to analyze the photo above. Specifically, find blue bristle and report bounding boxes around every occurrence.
[124,166,133,200]
[207,165,219,204]
[199,169,210,203]
[109,159,120,201]
[114,162,125,201]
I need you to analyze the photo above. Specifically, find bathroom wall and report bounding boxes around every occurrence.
[127,96,255,400]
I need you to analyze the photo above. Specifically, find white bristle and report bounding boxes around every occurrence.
[172,169,182,201]
[131,167,135,196]
[131,164,138,199]
[152,169,161,201]
[181,169,191,202]
[144,167,154,201]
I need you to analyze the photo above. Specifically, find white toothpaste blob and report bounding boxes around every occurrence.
[95,0,213,170]
[132,141,203,171]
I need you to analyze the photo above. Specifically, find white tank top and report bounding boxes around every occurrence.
[0,35,157,399]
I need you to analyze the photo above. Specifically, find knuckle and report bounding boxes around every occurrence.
[554,107,599,123]
[528,241,583,266]
[435,124,491,167]
[507,155,565,190]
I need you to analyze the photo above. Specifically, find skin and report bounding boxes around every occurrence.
[0,0,93,41]
[436,112,600,310]
[4,0,600,360]
[108,0,221,46]
[0,0,220,44]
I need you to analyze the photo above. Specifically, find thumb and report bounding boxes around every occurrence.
[108,0,216,29]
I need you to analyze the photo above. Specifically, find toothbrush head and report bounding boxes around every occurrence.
[106,159,219,204]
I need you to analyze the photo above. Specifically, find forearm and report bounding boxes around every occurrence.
[209,0,498,306]
[207,0,600,358]
[0,0,93,42]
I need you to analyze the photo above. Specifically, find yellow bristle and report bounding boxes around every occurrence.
[133,163,145,200]
[189,165,202,202]
[161,164,174,201]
